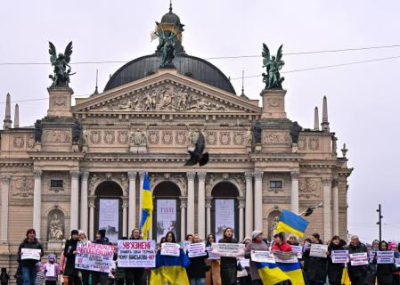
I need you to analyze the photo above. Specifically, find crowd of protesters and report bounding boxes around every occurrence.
[10,227,400,285]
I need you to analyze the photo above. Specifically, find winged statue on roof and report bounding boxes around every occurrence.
[262,44,285,89]
[48,41,75,87]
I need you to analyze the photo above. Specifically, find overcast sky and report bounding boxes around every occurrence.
[1,0,400,243]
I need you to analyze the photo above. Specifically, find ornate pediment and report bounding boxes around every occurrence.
[73,71,260,115]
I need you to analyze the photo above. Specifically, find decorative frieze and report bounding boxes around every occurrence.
[13,135,24,148]
[299,178,322,199]
[43,130,71,143]
[11,177,34,198]
[263,132,290,144]
[104,131,115,144]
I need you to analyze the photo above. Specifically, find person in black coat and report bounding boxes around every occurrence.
[125,229,145,285]
[63,230,80,285]
[376,241,394,285]
[218,227,238,285]
[186,234,208,284]
[347,235,368,285]
[303,233,328,285]
[327,236,347,285]
[92,229,111,285]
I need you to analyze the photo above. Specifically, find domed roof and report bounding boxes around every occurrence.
[104,54,236,94]
[161,11,181,25]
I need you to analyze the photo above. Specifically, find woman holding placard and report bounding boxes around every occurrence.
[218,228,238,285]
[303,233,328,285]
[126,229,144,285]
[205,234,221,285]
[375,241,394,285]
[244,230,269,285]
[18,228,44,285]
[327,235,347,285]
[187,234,208,285]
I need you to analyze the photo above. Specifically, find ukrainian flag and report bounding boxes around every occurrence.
[150,249,190,285]
[139,172,153,240]
[275,209,309,238]
[257,262,305,285]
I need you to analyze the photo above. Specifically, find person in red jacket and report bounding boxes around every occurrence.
[271,232,293,252]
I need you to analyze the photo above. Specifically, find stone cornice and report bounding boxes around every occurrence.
[250,153,301,163]
[28,152,85,161]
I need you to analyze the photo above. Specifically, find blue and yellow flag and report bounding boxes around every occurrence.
[150,249,190,285]
[257,262,305,285]
[275,209,309,238]
[139,172,153,240]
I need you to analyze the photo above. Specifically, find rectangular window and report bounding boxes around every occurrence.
[270,180,283,189]
[50,180,63,188]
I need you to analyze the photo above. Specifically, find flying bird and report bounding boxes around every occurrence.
[300,202,323,217]
[184,132,209,166]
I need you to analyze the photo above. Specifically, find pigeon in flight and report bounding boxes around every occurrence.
[300,202,323,217]
[184,132,209,166]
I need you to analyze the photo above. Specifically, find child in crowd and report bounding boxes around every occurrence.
[42,253,60,285]
[35,262,45,285]
[0,268,10,285]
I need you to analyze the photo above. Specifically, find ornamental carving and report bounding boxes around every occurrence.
[268,98,281,109]
[117,131,129,144]
[298,137,307,150]
[205,173,244,197]
[104,131,115,144]
[175,131,186,145]
[11,177,34,198]
[220,132,231,145]
[27,134,35,149]
[13,135,24,148]
[206,131,217,145]
[299,178,321,199]
[148,131,159,144]
[51,96,67,107]
[149,173,186,195]
[90,131,102,144]
[88,173,129,195]
[263,132,290,144]
[308,138,320,150]
[43,130,71,143]
[233,132,245,146]
[162,131,173,145]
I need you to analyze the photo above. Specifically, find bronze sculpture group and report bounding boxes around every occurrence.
[262,44,285,90]
[48,41,75,88]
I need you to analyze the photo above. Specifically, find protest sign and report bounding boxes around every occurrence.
[331,250,349,264]
[251,250,276,263]
[187,243,207,258]
[377,251,394,264]
[350,252,369,266]
[273,251,298,263]
[395,258,400,268]
[369,250,376,262]
[180,241,191,252]
[21,248,41,260]
[118,240,156,268]
[75,243,114,273]
[211,243,245,258]
[206,246,220,260]
[239,258,250,267]
[310,244,328,258]
[291,245,303,259]
[161,242,181,257]
[45,264,55,277]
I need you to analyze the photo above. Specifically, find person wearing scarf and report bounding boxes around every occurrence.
[218,228,238,285]
[327,235,347,285]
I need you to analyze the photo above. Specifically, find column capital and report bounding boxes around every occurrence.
[253,171,264,180]
[245,172,253,180]
[237,197,246,208]
[332,177,339,187]
[139,171,145,179]
[187,171,196,180]
[0,175,10,184]
[128,171,137,180]
[70,170,80,179]
[197,172,207,180]
[180,196,187,208]
[322,177,332,186]
[33,169,42,178]
[290,171,300,180]
[81,171,90,180]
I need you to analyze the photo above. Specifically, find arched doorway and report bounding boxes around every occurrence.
[152,181,181,242]
[267,210,281,239]
[95,181,123,243]
[211,182,239,241]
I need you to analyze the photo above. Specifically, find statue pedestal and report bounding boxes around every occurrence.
[35,142,42,152]
[47,87,74,118]
[47,240,63,252]
[129,145,147,153]
[260,89,287,119]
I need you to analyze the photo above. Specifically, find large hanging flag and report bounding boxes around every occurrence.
[275,209,309,238]
[140,172,153,240]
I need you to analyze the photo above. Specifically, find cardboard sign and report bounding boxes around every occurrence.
[211,243,245,258]
[273,250,298,263]
[291,245,303,259]
[75,243,114,273]
[310,244,328,258]
[45,264,55,277]
[239,258,250,267]
[377,251,394,264]
[187,243,207,258]
[331,250,349,264]
[118,240,156,268]
[161,243,180,257]
[206,246,220,260]
[350,252,368,266]
[21,248,41,260]
[251,250,276,263]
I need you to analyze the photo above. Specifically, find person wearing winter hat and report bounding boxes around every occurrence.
[42,253,60,285]
[92,229,111,285]
[244,230,269,284]
[63,230,80,285]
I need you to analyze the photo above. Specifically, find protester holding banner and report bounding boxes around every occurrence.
[286,234,300,247]
[348,235,368,285]
[63,230,80,285]
[327,235,347,285]
[375,241,394,285]
[271,232,292,253]
[77,230,91,285]
[186,234,208,285]
[205,234,221,285]
[218,227,238,285]
[368,239,380,285]
[92,229,111,285]
[42,253,60,285]
[244,230,269,285]
[303,233,327,285]
[18,228,44,285]
[125,229,145,285]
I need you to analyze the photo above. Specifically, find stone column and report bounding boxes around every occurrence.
[323,178,332,241]
[1,176,10,241]
[238,197,245,241]
[206,197,212,236]
[254,171,264,231]
[186,172,195,235]
[197,172,206,239]
[33,170,42,238]
[138,172,145,227]
[88,197,95,241]
[332,178,339,236]
[128,171,137,233]
[180,197,187,240]
[122,198,128,237]
[70,171,80,231]
[80,171,89,235]
[245,172,253,237]
[290,171,300,214]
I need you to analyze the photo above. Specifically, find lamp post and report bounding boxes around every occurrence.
[376,204,382,241]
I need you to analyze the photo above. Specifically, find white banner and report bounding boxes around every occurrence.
[291,245,303,259]
[161,243,180,257]
[310,244,328,258]
[75,243,114,273]
[117,240,156,268]
[331,250,349,264]
[215,199,235,242]
[206,246,220,260]
[211,243,244,257]
[377,251,394,264]
[187,243,207,258]
[99,199,119,244]
[21,248,41,260]
[273,251,298,263]
[350,252,369,266]
[395,258,400,268]
[251,250,275,263]
[156,199,177,242]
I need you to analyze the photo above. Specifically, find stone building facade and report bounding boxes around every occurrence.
[0,7,352,272]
